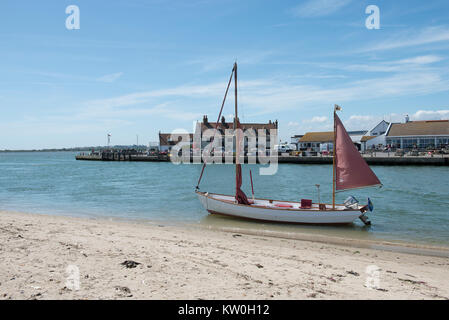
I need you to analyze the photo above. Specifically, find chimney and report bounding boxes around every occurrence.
[203,115,208,124]
[275,120,278,128]
[221,115,226,124]
[405,115,409,123]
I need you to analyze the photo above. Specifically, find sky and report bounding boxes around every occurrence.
[1,0,449,149]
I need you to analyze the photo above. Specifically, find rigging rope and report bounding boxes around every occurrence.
[196,65,235,189]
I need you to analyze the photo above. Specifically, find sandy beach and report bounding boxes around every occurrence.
[0,210,448,300]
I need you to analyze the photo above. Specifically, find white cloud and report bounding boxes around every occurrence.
[314,55,444,73]
[361,26,449,52]
[396,55,444,65]
[288,121,300,127]
[96,72,124,83]
[292,0,352,18]
[411,109,449,120]
[243,72,448,115]
[303,116,328,123]
[85,70,448,118]
[342,115,378,131]
[347,115,375,122]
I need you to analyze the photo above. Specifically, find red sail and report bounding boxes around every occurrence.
[335,113,381,191]
[235,164,250,204]
[235,116,250,205]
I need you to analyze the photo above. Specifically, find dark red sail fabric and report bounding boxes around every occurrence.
[235,164,250,204]
[335,113,381,191]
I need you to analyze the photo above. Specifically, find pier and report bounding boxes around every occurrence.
[76,150,169,162]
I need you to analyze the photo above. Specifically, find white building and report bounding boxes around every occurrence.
[385,120,449,150]
[290,134,303,150]
[361,118,449,151]
[297,130,368,152]
[369,120,390,136]
[297,132,333,152]
[361,120,390,151]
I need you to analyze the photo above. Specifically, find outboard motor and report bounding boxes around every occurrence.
[344,196,359,209]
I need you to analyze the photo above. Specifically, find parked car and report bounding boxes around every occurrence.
[275,144,293,154]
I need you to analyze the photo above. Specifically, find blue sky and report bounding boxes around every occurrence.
[1,0,449,149]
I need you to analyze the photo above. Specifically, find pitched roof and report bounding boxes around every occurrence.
[360,136,376,142]
[299,131,334,143]
[387,120,449,137]
[159,132,193,146]
[369,120,389,132]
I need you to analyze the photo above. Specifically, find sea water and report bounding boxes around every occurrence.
[0,151,448,247]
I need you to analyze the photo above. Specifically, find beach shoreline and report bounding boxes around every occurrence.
[1,210,448,300]
[198,224,449,258]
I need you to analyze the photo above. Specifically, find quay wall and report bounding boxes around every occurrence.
[278,156,449,166]
[75,154,169,162]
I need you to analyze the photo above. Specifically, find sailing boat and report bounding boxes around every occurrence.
[195,63,382,225]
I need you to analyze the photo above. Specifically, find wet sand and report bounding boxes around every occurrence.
[1,210,448,300]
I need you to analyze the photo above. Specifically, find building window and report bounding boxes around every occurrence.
[403,138,418,149]
[437,137,448,147]
[387,138,401,148]
[419,138,434,149]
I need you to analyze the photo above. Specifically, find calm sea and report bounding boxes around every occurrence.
[0,152,448,247]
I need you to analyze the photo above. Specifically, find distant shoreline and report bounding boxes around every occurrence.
[0,146,148,153]
[0,149,90,153]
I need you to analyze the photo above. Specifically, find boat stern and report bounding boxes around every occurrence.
[357,198,374,225]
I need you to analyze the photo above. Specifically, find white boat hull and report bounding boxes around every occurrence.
[196,191,367,224]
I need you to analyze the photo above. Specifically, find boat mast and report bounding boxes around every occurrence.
[332,106,336,209]
[234,62,239,196]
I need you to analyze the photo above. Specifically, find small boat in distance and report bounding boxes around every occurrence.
[195,63,382,225]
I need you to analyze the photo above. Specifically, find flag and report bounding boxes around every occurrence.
[334,104,342,111]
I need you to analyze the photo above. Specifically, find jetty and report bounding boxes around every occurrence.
[76,151,169,162]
